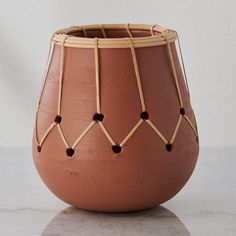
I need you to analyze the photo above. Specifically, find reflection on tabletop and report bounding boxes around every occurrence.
[42,206,190,236]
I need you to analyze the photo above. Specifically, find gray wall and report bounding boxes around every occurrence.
[0,0,235,147]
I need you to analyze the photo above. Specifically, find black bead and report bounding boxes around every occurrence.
[140,111,149,120]
[37,145,41,152]
[180,107,185,115]
[54,115,62,124]
[112,145,122,153]
[166,143,172,152]
[66,148,74,157]
[93,113,104,122]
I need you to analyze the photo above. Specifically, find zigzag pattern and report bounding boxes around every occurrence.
[35,27,198,157]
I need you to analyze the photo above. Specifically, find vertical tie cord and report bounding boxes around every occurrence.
[37,41,55,109]
[126,23,133,38]
[100,25,107,38]
[57,36,67,115]
[82,28,87,37]
[130,39,146,112]
[176,33,190,96]
[35,41,55,145]
[150,25,155,36]
[94,38,101,114]
[192,111,199,134]
[150,25,165,35]
[165,37,183,108]
[34,114,40,146]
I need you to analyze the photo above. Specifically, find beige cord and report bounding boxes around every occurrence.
[37,42,55,108]
[35,42,55,145]
[39,122,57,146]
[184,115,197,135]
[57,36,67,115]
[98,122,116,145]
[120,119,143,147]
[34,112,40,146]
[94,38,101,113]
[82,28,87,37]
[170,115,182,144]
[165,36,183,107]
[150,25,155,36]
[146,119,168,144]
[130,39,146,111]
[192,111,199,134]
[71,121,96,149]
[100,24,107,38]
[57,124,70,148]
[176,33,190,95]
[126,23,133,38]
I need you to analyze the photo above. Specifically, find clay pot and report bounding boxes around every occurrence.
[32,24,199,212]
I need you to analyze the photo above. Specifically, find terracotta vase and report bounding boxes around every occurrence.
[32,23,199,212]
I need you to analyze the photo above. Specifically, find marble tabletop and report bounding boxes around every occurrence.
[0,146,235,236]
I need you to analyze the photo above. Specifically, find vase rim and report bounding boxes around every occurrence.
[51,23,177,49]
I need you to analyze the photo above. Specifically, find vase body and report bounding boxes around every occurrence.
[32,24,199,212]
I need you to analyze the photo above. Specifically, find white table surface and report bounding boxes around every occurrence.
[0,146,235,236]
